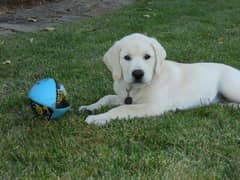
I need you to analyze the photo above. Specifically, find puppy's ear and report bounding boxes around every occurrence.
[103,41,122,81]
[149,37,166,75]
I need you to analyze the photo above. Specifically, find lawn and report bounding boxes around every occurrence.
[0,0,240,178]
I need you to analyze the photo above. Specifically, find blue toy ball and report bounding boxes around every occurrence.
[28,78,70,120]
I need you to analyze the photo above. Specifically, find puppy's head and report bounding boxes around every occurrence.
[103,33,166,84]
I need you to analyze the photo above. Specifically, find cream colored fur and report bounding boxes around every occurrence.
[79,33,240,125]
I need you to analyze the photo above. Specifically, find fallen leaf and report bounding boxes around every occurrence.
[49,17,59,23]
[0,40,4,45]
[44,27,55,32]
[29,38,34,43]
[143,14,151,18]
[28,17,38,22]
[2,60,11,65]
[218,37,224,44]
[0,7,8,15]
[84,28,98,32]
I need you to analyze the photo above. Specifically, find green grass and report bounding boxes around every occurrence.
[0,0,240,178]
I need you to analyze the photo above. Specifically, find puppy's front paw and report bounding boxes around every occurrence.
[85,114,109,125]
[79,105,94,114]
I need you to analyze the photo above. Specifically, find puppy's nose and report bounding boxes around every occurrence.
[132,69,144,80]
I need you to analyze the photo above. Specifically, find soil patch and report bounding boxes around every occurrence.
[0,0,135,35]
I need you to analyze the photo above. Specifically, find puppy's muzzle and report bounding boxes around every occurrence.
[132,69,144,82]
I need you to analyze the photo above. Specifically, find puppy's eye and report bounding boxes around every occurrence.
[144,54,151,60]
[124,55,131,61]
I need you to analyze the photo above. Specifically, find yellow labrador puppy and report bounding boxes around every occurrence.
[79,33,240,125]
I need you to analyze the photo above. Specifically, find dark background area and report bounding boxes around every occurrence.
[0,0,58,5]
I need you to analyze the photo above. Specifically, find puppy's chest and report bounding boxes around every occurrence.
[114,83,151,104]
[127,88,144,104]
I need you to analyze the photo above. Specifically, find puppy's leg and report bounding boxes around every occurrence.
[85,104,164,125]
[219,67,240,103]
[79,95,123,113]
[220,103,240,109]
